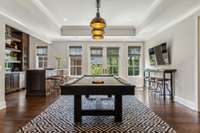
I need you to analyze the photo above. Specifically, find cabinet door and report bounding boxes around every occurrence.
[5,74,11,91]
[19,72,25,88]
[10,74,14,89]
[13,74,19,89]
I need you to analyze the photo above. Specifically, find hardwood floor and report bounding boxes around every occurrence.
[0,90,200,133]
[136,90,200,133]
[0,91,60,133]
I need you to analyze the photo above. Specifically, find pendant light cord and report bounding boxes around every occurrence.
[96,0,100,18]
[97,0,100,10]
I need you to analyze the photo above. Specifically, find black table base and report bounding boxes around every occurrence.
[74,95,122,123]
[61,75,135,123]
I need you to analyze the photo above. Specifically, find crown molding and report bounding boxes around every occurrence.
[52,35,144,42]
[137,0,163,31]
[145,6,200,41]
[0,10,51,43]
[31,0,61,28]
[53,40,145,44]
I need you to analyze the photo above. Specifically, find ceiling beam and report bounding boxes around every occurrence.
[61,26,136,36]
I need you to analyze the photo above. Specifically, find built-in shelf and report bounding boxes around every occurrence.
[6,60,22,64]
[6,37,22,43]
[5,48,22,53]
[5,25,30,94]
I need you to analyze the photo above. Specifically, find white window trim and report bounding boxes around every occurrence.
[36,46,48,69]
[69,46,82,76]
[128,45,144,77]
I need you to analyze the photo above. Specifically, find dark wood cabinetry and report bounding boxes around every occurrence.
[5,25,29,94]
[26,70,46,96]
[26,70,57,96]
[26,69,64,97]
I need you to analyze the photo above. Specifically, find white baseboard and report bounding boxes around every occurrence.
[175,96,197,111]
[0,100,6,110]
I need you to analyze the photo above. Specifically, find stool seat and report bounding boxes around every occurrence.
[156,78,170,81]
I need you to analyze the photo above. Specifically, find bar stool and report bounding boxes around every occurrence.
[153,78,171,96]
[148,77,158,91]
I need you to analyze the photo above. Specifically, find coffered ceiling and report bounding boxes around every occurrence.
[39,0,156,27]
[0,0,200,42]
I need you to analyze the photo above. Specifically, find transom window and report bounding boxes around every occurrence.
[128,47,141,76]
[69,46,82,76]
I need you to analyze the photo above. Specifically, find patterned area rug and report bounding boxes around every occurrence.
[17,96,176,133]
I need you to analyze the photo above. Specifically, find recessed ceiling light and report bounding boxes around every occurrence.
[64,18,68,22]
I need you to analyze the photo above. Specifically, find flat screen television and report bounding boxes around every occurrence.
[149,43,170,65]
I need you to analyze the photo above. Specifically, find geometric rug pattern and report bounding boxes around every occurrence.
[17,96,176,133]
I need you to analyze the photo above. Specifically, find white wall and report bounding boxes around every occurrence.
[45,41,144,87]
[29,36,50,69]
[0,23,6,110]
[198,17,200,111]
[145,11,200,111]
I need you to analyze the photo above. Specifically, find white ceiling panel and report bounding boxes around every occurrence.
[0,0,199,42]
[40,0,156,27]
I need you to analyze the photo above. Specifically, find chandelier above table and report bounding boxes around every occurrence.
[90,0,106,40]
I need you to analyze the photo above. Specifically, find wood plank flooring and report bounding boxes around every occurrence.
[0,90,199,133]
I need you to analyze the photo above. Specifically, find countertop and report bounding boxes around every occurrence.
[5,71,25,74]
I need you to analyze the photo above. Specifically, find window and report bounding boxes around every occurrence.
[36,46,48,68]
[90,47,103,75]
[69,46,82,76]
[128,47,141,76]
[107,48,119,75]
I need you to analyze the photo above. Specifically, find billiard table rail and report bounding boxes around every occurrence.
[61,75,132,87]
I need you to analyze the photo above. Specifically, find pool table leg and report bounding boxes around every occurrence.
[115,95,122,122]
[74,95,82,123]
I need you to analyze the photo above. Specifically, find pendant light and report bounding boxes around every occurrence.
[90,0,106,40]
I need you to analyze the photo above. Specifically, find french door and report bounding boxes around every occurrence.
[89,47,119,75]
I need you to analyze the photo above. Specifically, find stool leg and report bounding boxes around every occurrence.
[170,73,174,102]
[163,73,166,101]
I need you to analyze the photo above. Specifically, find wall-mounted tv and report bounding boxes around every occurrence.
[149,48,156,66]
[149,43,170,65]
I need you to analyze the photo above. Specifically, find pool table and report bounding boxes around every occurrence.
[60,75,135,123]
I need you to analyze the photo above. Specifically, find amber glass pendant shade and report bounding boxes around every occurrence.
[92,35,104,40]
[92,29,105,36]
[90,17,106,29]
[90,0,106,40]
[90,17,106,39]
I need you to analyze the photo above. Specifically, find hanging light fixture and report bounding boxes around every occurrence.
[90,0,106,40]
